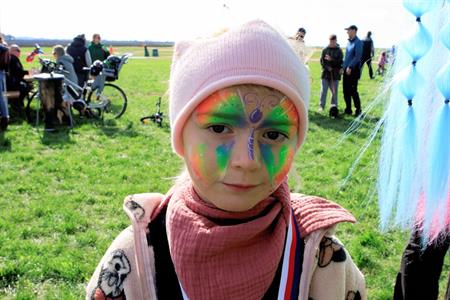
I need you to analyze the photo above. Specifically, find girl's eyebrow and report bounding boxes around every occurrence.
[196,111,247,124]
[260,117,297,128]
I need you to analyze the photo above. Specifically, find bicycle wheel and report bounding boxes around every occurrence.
[25,90,43,124]
[87,83,127,119]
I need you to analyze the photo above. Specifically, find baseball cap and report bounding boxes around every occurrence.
[345,25,358,31]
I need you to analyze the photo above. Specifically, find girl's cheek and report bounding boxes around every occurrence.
[215,141,235,176]
[188,143,208,182]
[188,141,231,184]
[273,145,296,185]
[260,143,296,187]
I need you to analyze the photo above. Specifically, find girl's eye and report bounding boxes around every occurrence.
[208,125,231,134]
[263,131,288,142]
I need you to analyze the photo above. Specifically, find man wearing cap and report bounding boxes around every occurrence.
[343,25,363,116]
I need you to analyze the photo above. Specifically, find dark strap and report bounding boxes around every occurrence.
[147,206,183,299]
[147,208,304,299]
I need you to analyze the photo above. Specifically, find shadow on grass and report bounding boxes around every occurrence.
[0,132,12,152]
[41,128,73,147]
[309,111,380,135]
[139,119,171,134]
[309,111,354,132]
[97,120,140,138]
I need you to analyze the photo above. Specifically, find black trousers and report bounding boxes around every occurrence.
[364,59,374,79]
[343,71,361,114]
[394,230,450,300]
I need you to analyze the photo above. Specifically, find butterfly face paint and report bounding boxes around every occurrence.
[240,89,282,160]
[182,85,299,212]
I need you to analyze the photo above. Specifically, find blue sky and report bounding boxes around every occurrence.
[0,0,415,47]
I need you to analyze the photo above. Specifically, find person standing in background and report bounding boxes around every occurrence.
[289,27,307,63]
[342,25,363,117]
[0,34,9,130]
[88,34,110,62]
[319,34,343,117]
[361,31,375,79]
[67,34,92,86]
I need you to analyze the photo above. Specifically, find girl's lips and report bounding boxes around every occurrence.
[222,182,258,191]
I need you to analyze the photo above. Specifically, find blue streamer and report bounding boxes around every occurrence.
[399,65,424,101]
[403,22,433,61]
[425,104,450,236]
[441,22,450,49]
[403,0,434,17]
[395,107,418,227]
[436,63,450,100]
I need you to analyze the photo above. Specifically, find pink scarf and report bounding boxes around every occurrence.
[163,180,292,300]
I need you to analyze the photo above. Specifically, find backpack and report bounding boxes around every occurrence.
[0,45,10,71]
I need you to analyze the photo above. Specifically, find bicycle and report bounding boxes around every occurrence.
[140,97,164,127]
[26,54,130,124]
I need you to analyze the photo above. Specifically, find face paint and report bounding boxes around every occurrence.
[242,92,281,125]
[182,85,300,212]
[189,143,207,181]
[261,98,299,138]
[260,143,296,186]
[216,141,235,174]
[248,129,255,160]
[195,90,246,128]
[240,90,283,160]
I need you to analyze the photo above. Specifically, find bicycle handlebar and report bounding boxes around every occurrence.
[38,58,70,74]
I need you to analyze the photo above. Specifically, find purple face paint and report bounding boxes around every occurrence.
[248,128,255,160]
[249,108,263,123]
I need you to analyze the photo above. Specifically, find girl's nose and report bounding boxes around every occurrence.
[229,129,261,171]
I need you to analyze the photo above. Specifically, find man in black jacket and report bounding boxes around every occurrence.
[6,44,29,112]
[362,31,375,79]
[319,35,343,116]
[67,34,92,86]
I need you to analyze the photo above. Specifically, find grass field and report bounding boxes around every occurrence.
[0,46,448,299]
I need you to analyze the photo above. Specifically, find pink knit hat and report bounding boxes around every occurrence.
[169,19,310,156]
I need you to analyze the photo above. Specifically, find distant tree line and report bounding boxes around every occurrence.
[3,34,174,47]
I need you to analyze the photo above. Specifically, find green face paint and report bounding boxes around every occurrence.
[189,86,298,188]
[260,143,294,185]
[260,99,299,138]
[195,92,246,128]
[216,141,235,173]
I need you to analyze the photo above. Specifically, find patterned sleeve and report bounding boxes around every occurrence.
[85,226,146,300]
[308,235,367,300]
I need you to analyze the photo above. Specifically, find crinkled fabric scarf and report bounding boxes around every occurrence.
[163,179,292,300]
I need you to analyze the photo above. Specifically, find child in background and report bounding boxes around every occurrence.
[86,20,366,300]
[377,51,387,76]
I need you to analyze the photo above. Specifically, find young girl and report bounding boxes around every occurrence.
[86,20,366,300]
[376,51,387,76]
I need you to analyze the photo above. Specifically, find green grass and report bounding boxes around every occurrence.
[1,47,448,299]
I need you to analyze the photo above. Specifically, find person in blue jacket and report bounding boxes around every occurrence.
[342,25,363,117]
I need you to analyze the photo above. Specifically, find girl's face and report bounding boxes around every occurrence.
[182,85,299,212]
